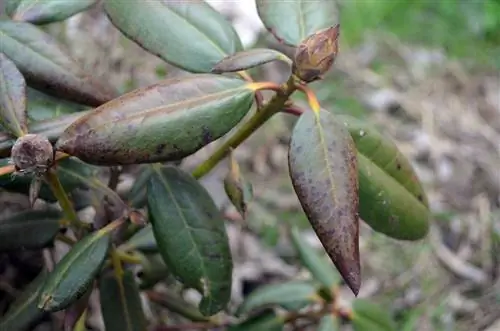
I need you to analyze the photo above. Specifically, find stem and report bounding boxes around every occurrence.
[146,290,212,323]
[56,233,76,246]
[282,106,305,116]
[191,76,298,179]
[110,246,124,278]
[45,168,88,230]
[295,84,321,113]
[116,250,142,264]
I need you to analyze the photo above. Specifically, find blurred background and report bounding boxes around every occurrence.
[1,1,499,330]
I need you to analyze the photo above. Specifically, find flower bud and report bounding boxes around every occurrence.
[292,24,340,83]
[11,134,54,176]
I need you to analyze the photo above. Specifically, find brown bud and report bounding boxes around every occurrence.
[292,24,340,83]
[10,134,54,176]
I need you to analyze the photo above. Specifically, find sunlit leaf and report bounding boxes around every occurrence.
[100,270,147,331]
[290,226,340,289]
[104,0,243,73]
[8,0,97,25]
[212,48,292,74]
[0,270,47,331]
[0,21,116,107]
[229,311,284,331]
[352,299,397,331]
[56,74,255,166]
[0,53,28,137]
[0,209,61,251]
[288,109,360,295]
[147,166,232,316]
[256,0,339,46]
[237,280,318,315]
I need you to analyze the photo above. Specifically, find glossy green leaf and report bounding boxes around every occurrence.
[0,53,28,137]
[104,0,243,73]
[56,74,255,166]
[147,166,232,316]
[0,209,61,251]
[256,0,339,46]
[229,311,284,331]
[290,226,340,289]
[212,48,292,73]
[237,280,318,315]
[288,109,360,295]
[8,0,97,25]
[0,270,47,331]
[352,299,397,331]
[39,226,112,312]
[318,314,340,331]
[121,224,157,254]
[0,21,116,107]
[100,270,147,331]
[337,114,430,240]
[26,88,89,122]
[224,149,254,218]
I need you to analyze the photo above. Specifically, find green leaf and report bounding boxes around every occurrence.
[8,0,97,25]
[56,74,255,166]
[104,0,243,73]
[136,252,170,289]
[288,109,360,295]
[147,166,232,316]
[338,115,430,240]
[127,165,154,209]
[0,53,28,137]
[290,226,340,289]
[229,311,284,331]
[352,299,397,331]
[26,88,89,122]
[0,270,47,331]
[120,224,157,254]
[100,270,147,331]
[39,226,113,312]
[0,209,61,251]
[318,314,340,331]
[0,21,116,107]
[212,48,292,74]
[237,280,318,315]
[256,0,339,46]
[224,148,254,218]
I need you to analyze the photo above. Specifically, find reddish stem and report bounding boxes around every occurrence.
[282,106,305,116]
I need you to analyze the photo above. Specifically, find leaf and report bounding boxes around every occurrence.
[136,252,170,289]
[0,209,61,251]
[56,74,255,166]
[8,0,97,25]
[127,165,154,208]
[237,280,318,315]
[0,21,116,107]
[104,0,243,73]
[338,114,430,240]
[0,270,47,331]
[147,165,232,316]
[120,224,158,254]
[290,226,340,289]
[26,88,89,122]
[318,314,340,331]
[0,53,28,137]
[288,109,360,295]
[212,48,292,74]
[228,311,284,331]
[352,299,397,331]
[38,226,113,312]
[224,148,254,218]
[100,270,147,331]
[256,0,339,46]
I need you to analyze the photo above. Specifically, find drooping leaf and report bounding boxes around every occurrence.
[8,0,97,25]
[147,166,232,316]
[290,226,340,290]
[0,209,61,251]
[318,314,340,331]
[100,270,147,331]
[212,48,292,74]
[0,21,116,107]
[288,109,360,295]
[56,74,255,166]
[352,299,398,331]
[0,270,47,331]
[337,114,430,240]
[0,53,28,137]
[120,224,157,254]
[38,225,114,312]
[256,0,339,46]
[26,88,89,122]
[104,0,243,73]
[237,280,319,315]
[224,148,254,218]
[228,311,284,331]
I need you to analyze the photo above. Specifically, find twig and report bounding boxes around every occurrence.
[146,290,213,323]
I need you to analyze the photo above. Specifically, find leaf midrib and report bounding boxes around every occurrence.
[313,111,337,206]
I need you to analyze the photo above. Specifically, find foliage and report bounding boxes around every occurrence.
[0,1,430,330]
